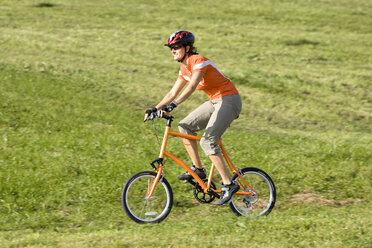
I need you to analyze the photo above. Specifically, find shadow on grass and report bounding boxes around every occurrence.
[34,3,56,8]
[284,39,320,46]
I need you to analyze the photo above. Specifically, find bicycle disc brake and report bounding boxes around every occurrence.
[193,179,217,204]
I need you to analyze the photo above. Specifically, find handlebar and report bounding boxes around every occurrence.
[144,110,173,122]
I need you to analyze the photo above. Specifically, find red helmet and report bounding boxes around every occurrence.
[165,31,195,47]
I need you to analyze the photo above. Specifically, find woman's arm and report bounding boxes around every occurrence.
[175,71,204,105]
[155,77,187,109]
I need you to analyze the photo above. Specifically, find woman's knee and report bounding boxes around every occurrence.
[200,137,220,156]
[178,122,196,135]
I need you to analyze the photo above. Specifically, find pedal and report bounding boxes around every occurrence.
[181,179,196,186]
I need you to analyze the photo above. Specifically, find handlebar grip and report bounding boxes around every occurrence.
[144,113,150,122]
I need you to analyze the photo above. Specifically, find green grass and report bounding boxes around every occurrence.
[1,0,371,247]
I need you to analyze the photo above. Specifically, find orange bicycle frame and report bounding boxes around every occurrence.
[146,116,256,199]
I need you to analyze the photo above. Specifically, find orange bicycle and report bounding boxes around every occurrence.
[121,112,276,223]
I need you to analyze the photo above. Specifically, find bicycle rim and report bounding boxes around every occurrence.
[229,167,276,217]
[122,171,173,223]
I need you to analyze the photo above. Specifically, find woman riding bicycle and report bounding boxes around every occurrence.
[145,31,242,205]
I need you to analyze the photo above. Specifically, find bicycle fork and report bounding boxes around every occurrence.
[145,164,163,200]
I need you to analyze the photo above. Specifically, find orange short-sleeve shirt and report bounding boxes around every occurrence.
[178,54,238,100]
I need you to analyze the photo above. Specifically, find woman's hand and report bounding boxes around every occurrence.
[144,107,157,121]
[161,101,177,113]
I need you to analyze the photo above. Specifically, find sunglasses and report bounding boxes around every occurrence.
[169,45,183,50]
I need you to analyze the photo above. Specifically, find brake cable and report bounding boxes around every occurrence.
[150,115,167,167]
[151,118,161,146]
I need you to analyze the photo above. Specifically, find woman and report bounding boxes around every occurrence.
[145,31,242,205]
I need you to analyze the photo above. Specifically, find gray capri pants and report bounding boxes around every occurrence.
[178,94,242,156]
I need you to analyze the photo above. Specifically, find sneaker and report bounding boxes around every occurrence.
[177,165,206,181]
[216,182,240,205]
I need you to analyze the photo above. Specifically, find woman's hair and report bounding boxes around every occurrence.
[187,44,198,55]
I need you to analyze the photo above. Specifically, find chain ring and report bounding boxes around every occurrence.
[193,179,217,204]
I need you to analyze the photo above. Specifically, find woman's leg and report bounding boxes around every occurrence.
[200,95,242,204]
[182,139,203,169]
[209,153,231,184]
[178,101,214,169]
[200,94,242,184]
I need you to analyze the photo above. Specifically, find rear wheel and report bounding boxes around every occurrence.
[121,171,173,223]
[229,167,276,217]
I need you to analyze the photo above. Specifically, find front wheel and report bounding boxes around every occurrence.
[229,167,276,217]
[121,171,173,223]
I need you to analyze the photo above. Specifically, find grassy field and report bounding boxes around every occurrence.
[1,0,371,247]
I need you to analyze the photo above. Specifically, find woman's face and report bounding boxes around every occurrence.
[170,45,187,61]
